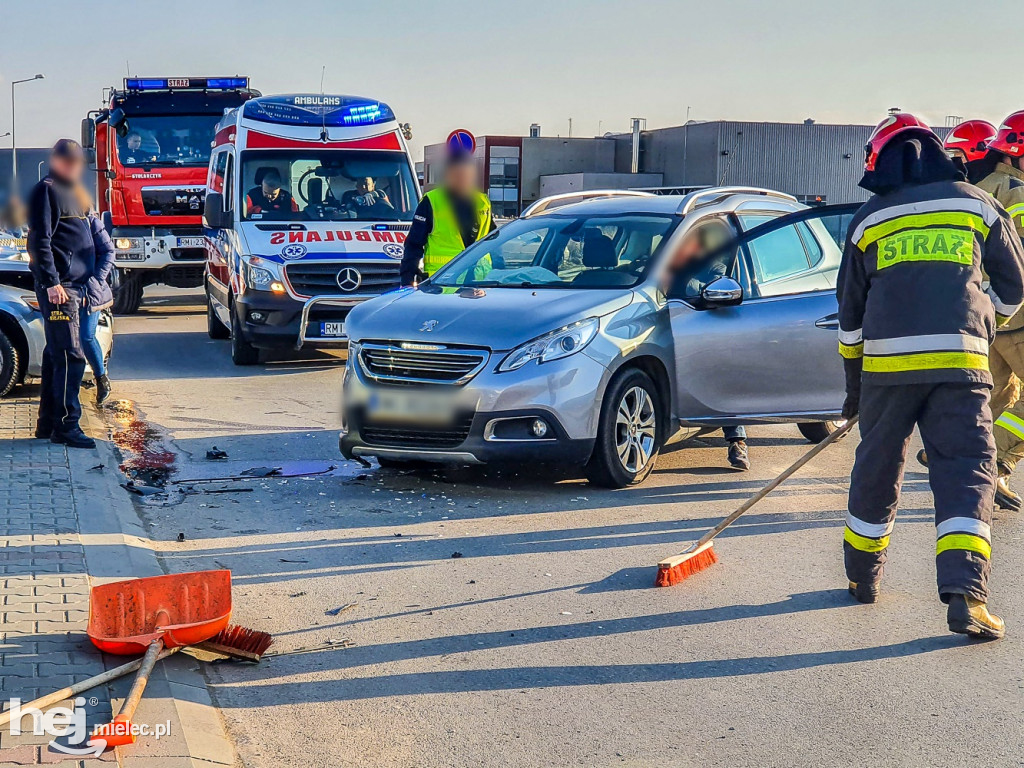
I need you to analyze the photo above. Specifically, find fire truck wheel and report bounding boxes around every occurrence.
[230,298,260,366]
[112,271,143,315]
[207,289,230,340]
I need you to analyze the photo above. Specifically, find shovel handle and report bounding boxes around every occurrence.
[117,638,164,723]
[695,416,859,549]
[0,647,179,728]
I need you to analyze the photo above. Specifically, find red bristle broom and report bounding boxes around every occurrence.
[655,416,858,587]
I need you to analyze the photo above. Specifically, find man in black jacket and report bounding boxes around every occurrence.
[27,139,96,448]
[838,113,1024,638]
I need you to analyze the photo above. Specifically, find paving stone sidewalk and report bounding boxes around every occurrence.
[1,394,236,768]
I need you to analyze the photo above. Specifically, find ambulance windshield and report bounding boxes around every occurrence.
[116,114,221,167]
[240,150,417,222]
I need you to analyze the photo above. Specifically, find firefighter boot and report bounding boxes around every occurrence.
[848,581,879,604]
[947,594,1005,639]
[728,440,750,471]
[995,463,1022,512]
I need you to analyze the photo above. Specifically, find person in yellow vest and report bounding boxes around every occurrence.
[400,142,494,287]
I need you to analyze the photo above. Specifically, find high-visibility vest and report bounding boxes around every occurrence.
[423,188,492,274]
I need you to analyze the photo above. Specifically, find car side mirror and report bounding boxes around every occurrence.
[700,276,743,308]
[203,192,232,229]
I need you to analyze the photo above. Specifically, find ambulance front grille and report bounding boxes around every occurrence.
[285,261,401,297]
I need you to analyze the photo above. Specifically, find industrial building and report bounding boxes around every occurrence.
[421,119,953,216]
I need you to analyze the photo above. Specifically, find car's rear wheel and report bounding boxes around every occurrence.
[0,329,19,398]
[207,287,229,340]
[586,368,661,488]
[230,298,260,366]
[798,420,847,443]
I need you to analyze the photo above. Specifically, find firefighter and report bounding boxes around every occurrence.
[943,120,997,184]
[975,111,1024,511]
[838,113,1024,639]
[27,139,98,449]
[400,137,494,287]
[120,132,152,164]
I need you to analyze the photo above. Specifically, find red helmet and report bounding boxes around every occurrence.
[988,112,1024,157]
[943,120,997,162]
[864,113,933,172]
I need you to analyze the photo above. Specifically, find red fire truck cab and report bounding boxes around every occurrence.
[81,77,259,313]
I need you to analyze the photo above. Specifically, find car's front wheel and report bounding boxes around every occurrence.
[798,420,847,443]
[586,368,661,488]
[230,298,260,366]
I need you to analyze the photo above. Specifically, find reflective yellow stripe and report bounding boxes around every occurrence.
[839,342,864,359]
[875,228,975,270]
[936,533,991,559]
[1006,203,1024,218]
[862,351,988,373]
[844,527,890,553]
[856,211,990,250]
[995,412,1024,440]
[997,313,1012,328]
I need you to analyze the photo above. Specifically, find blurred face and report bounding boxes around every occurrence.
[127,135,141,150]
[669,231,704,272]
[262,178,282,199]
[445,160,478,196]
[356,177,374,193]
[50,154,84,182]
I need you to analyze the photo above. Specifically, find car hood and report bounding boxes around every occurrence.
[346,287,634,350]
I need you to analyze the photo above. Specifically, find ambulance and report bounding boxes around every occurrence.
[202,94,420,364]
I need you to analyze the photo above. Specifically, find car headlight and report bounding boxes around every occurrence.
[244,261,285,292]
[498,317,600,372]
[115,238,142,251]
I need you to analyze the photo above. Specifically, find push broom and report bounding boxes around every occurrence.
[655,417,858,587]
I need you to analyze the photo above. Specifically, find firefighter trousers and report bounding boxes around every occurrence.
[992,329,1024,474]
[845,382,994,602]
[35,284,87,437]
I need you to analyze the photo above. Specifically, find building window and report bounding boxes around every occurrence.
[486,149,520,216]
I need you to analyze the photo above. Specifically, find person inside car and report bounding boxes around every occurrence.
[340,176,391,209]
[121,132,153,165]
[664,221,751,470]
[246,168,298,218]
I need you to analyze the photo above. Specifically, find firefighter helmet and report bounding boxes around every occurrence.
[988,112,1024,157]
[943,120,997,163]
[864,113,933,172]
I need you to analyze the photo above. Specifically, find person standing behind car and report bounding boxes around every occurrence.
[73,183,114,405]
[26,139,97,449]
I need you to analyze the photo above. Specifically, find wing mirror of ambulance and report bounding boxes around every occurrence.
[203,192,233,230]
[700,276,744,308]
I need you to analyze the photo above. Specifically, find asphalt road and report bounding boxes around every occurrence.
[100,287,1024,768]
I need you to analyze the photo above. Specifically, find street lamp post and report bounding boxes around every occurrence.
[11,74,44,195]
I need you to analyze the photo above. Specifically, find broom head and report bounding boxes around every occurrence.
[655,541,718,587]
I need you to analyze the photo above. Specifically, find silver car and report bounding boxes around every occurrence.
[0,260,113,397]
[340,188,857,487]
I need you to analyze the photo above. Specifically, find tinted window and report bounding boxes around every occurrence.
[745,224,812,283]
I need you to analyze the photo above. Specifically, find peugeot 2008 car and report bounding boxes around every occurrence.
[341,187,856,487]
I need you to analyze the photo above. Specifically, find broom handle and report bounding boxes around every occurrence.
[0,647,179,727]
[695,416,859,549]
[117,638,164,722]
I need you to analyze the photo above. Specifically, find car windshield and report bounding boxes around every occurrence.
[429,213,678,289]
[239,150,417,222]
[117,115,221,167]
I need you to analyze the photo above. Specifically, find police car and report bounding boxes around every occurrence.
[202,94,420,365]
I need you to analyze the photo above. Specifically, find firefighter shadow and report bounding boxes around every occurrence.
[212,590,964,700]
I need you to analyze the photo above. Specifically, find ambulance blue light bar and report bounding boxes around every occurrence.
[243,95,395,127]
[124,77,249,91]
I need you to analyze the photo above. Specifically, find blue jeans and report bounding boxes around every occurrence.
[80,310,106,377]
[723,426,746,442]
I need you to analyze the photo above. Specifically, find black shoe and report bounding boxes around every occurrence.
[50,429,96,449]
[728,440,750,471]
[916,449,928,468]
[947,594,1005,639]
[96,374,111,405]
[995,475,1022,512]
[34,420,53,439]
[848,581,879,604]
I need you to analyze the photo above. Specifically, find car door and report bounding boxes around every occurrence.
[667,203,861,423]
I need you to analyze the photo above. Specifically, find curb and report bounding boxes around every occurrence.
[77,406,237,768]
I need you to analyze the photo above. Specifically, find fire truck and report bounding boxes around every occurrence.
[202,93,419,365]
[81,77,259,313]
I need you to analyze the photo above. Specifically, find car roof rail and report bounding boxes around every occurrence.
[678,187,798,215]
[520,189,656,218]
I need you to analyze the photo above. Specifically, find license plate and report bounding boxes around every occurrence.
[321,322,346,337]
[368,391,456,425]
[116,253,145,262]
[177,236,205,248]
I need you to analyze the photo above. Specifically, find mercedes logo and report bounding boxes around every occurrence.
[336,267,363,292]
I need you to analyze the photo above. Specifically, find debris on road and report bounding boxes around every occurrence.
[121,480,166,496]
[325,603,357,617]
[206,446,229,460]
[451,551,464,558]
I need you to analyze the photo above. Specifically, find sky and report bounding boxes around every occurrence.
[2,0,1021,160]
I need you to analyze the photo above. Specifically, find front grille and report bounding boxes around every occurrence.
[359,344,488,384]
[362,415,474,449]
[285,261,400,298]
